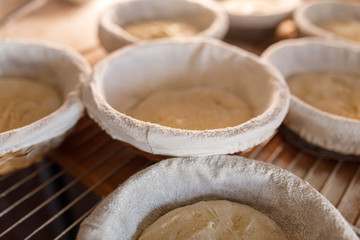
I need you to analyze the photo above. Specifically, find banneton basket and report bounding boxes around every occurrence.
[294,1,360,44]
[98,0,229,52]
[216,0,301,30]
[0,40,91,175]
[83,38,290,159]
[77,155,358,240]
[262,38,360,158]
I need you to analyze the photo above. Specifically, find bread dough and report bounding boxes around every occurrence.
[0,78,62,133]
[287,72,360,120]
[129,87,253,130]
[218,0,291,15]
[123,19,199,40]
[317,20,360,43]
[138,200,288,240]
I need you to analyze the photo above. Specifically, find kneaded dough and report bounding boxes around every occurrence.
[123,19,199,40]
[287,72,360,120]
[0,78,62,133]
[138,200,288,240]
[129,87,253,130]
[317,20,360,43]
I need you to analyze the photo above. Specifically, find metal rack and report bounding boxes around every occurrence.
[1,116,360,239]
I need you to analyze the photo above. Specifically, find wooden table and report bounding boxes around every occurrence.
[1,0,360,239]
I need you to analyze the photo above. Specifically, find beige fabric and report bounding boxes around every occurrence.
[218,0,295,15]
[98,0,229,52]
[294,1,360,45]
[83,38,289,157]
[77,155,358,240]
[262,38,360,155]
[216,0,300,29]
[0,40,90,158]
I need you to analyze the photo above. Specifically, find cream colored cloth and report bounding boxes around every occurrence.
[0,40,90,156]
[83,39,290,157]
[261,38,360,155]
[130,87,253,130]
[0,78,61,133]
[138,200,287,240]
[98,0,229,52]
[218,0,292,15]
[77,155,357,240]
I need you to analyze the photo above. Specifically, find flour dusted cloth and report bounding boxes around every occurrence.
[77,155,357,240]
[262,38,360,156]
[83,38,290,157]
[98,0,229,52]
[0,40,90,174]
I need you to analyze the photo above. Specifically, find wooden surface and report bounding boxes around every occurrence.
[1,0,360,235]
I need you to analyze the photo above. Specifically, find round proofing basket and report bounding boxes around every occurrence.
[77,155,358,240]
[83,38,290,158]
[98,0,229,52]
[262,38,360,157]
[294,1,360,44]
[0,40,91,175]
[217,0,301,30]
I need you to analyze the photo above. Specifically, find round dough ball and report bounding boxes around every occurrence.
[129,87,253,130]
[139,200,288,240]
[123,19,199,40]
[287,72,360,120]
[0,78,62,133]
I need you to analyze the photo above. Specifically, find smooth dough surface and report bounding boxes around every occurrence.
[123,19,199,40]
[0,78,62,133]
[218,0,291,15]
[287,72,360,120]
[317,20,360,43]
[129,87,253,130]
[138,200,288,240]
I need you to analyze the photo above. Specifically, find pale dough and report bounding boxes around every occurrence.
[287,72,360,120]
[138,200,288,240]
[218,0,291,15]
[129,87,253,130]
[123,19,199,40]
[317,20,360,43]
[0,78,62,133]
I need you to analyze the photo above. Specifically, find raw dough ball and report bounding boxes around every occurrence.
[287,72,360,120]
[0,78,62,133]
[317,20,360,43]
[123,19,199,40]
[129,87,253,130]
[139,200,288,240]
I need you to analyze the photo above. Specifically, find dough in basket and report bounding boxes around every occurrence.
[316,20,360,43]
[123,19,199,40]
[0,78,62,133]
[287,72,360,120]
[129,87,253,130]
[138,200,288,240]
